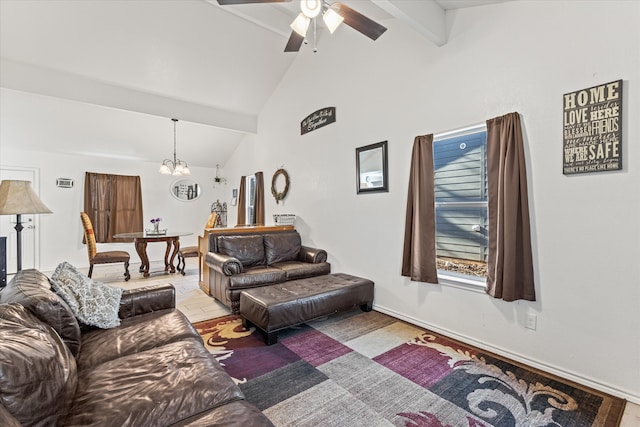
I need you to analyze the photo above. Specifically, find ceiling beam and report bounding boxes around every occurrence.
[0,59,257,134]
[371,0,447,46]
[206,0,295,38]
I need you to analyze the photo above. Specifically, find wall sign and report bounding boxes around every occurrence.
[301,107,336,135]
[563,80,623,175]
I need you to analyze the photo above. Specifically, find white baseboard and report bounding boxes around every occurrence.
[373,304,640,405]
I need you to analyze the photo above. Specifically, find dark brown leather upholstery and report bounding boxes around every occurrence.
[0,303,78,426]
[269,261,331,280]
[118,283,176,318]
[206,252,243,275]
[0,402,21,427]
[65,339,244,427]
[218,235,266,267]
[205,230,330,314]
[171,400,276,427]
[0,269,81,356]
[263,232,301,264]
[240,273,374,344]
[0,269,274,427]
[77,310,201,370]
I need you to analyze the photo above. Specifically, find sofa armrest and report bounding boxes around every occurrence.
[205,252,243,276]
[298,246,328,264]
[118,284,176,319]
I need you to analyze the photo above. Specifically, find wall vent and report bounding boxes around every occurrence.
[56,178,74,188]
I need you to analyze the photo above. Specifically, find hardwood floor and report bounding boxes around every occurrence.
[34,259,640,425]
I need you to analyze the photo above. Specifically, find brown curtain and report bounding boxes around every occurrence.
[84,172,143,243]
[486,112,535,301]
[255,171,265,226]
[237,175,246,226]
[402,135,438,283]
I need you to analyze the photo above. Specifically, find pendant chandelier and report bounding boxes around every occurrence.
[159,118,191,176]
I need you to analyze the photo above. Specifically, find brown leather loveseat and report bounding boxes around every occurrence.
[205,230,330,314]
[0,269,274,427]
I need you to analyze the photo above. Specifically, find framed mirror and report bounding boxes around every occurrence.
[170,179,201,201]
[356,141,388,194]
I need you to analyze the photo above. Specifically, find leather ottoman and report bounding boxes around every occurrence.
[239,273,374,344]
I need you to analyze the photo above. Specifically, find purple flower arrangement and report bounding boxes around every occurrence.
[148,217,164,234]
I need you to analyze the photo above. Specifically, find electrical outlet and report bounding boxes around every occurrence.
[526,313,537,330]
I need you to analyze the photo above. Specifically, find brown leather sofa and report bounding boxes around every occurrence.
[0,269,274,427]
[205,230,330,314]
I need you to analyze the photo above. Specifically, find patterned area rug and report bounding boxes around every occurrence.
[194,310,625,427]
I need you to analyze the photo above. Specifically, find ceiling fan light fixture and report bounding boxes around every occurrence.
[300,0,322,18]
[323,7,343,34]
[291,13,310,37]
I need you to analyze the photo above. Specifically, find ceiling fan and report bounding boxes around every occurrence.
[217,0,387,52]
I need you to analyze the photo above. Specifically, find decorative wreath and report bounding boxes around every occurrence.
[271,168,289,204]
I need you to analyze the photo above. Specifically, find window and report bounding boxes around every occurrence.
[245,174,256,225]
[433,126,487,281]
[84,172,143,243]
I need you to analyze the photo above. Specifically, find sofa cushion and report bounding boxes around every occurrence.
[77,309,201,371]
[51,262,124,329]
[0,402,22,427]
[227,266,287,290]
[65,339,244,427]
[264,232,301,265]
[217,235,265,267]
[0,269,82,357]
[170,400,275,427]
[270,261,331,280]
[0,303,77,427]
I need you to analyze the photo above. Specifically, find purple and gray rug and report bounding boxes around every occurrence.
[194,310,625,427]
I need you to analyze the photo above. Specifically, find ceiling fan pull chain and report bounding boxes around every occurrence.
[313,17,317,53]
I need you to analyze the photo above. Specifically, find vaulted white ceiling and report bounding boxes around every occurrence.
[0,0,508,168]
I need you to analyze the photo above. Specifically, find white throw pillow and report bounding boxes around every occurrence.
[50,262,123,329]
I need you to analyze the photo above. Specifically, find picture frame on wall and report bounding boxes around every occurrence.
[356,141,388,194]
[562,79,623,175]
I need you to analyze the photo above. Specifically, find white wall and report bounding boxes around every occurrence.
[224,1,640,402]
[1,147,225,272]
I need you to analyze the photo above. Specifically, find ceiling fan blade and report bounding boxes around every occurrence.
[217,0,290,5]
[284,30,305,52]
[333,2,387,41]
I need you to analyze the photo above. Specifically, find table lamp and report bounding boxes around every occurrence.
[0,180,52,271]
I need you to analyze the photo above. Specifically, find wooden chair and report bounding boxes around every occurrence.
[80,212,130,281]
[177,246,198,276]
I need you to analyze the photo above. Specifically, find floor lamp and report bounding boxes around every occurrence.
[0,180,52,272]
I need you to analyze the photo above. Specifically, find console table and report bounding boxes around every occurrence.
[198,225,294,294]
[114,231,193,278]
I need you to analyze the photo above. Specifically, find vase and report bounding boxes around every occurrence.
[153,222,160,234]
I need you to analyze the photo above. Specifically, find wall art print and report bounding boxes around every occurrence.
[563,79,623,175]
[301,107,336,135]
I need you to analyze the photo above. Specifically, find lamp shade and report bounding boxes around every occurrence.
[323,8,344,34]
[291,13,311,37]
[0,180,52,215]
